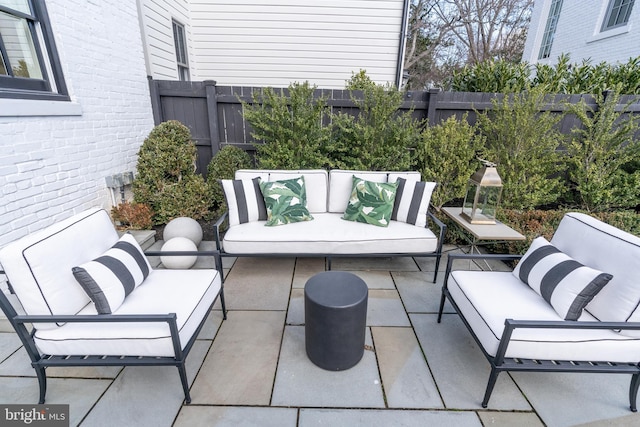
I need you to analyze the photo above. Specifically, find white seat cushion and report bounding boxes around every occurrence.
[222,213,438,254]
[33,269,221,357]
[448,270,640,362]
[0,209,118,328]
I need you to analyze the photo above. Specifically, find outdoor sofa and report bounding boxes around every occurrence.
[439,212,640,411]
[214,169,446,282]
[0,208,225,404]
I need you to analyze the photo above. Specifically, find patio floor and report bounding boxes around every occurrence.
[1,245,640,426]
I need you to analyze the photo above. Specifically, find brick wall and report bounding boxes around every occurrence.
[523,0,640,66]
[0,0,154,249]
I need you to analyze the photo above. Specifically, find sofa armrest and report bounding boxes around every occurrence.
[213,212,228,251]
[494,318,640,365]
[444,253,523,287]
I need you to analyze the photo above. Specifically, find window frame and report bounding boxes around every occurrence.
[601,0,635,32]
[172,19,189,81]
[538,0,564,60]
[0,0,69,101]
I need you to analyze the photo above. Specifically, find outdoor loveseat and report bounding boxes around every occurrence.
[214,169,446,282]
[0,208,225,404]
[439,212,640,411]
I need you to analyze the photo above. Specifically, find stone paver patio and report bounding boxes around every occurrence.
[1,246,640,426]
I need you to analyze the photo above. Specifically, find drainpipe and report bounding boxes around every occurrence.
[395,0,411,88]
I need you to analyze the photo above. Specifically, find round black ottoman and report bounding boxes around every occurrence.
[304,271,368,371]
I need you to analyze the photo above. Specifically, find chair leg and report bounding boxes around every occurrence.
[481,368,500,408]
[177,364,191,404]
[629,373,640,412]
[35,366,47,404]
[219,291,227,320]
[437,293,447,323]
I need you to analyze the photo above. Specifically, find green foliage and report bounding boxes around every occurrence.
[328,70,421,171]
[476,88,565,209]
[206,145,253,216]
[452,59,532,93]
[415,114,484,210]
[566,91,640,211]
[133,120,211,224]
[243,81,330,169]
[110,202,154,230]
[453,54,640,94]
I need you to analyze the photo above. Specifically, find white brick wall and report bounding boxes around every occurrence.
[523,0,640,66]
[0,0,155,249]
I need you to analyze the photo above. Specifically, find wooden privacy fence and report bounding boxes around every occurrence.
[148,77,640,175]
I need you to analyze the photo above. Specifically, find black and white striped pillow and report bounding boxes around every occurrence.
[220,177,268,226]
[72,233,151,314]
[391,178,436,228]
[513,237,613,321]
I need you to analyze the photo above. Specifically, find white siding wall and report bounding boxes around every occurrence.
[189,0,404,88]
[138,0,192,79]
[0,0,154,248]
[523,0,640,66]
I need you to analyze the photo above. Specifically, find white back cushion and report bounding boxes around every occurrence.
[268,170,328,213]
[551,212,640,322]
[328,170,388,213]
[0,209,119,327]
[235,169,269,181]
[388,171,421,183]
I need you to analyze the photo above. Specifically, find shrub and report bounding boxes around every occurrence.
[243,81,330,169]
[133,120,211,224]
[415,114,484,210]
[110,201,154,230]
[206,145,253,216]
[566,90,640,211]
[476,87,565,209]
[327,70,421,171]
[452,59,531,93]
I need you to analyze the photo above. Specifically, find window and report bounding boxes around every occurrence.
[0,0,68,100]
[172,19,189,81]
[602,0,635,31]
[538,0,563,60]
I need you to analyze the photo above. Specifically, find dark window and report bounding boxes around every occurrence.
[0,0,69,100]
[172,19,189,81]
[538,0,563,60]
[602,0,635,31]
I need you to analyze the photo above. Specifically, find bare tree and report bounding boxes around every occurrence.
[404,0,533,89]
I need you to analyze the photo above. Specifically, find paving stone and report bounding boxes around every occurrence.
[0,346,122,378]
[189,310,285,405]
[174,406,298,427]
[331,256,419,271]
[286,288,304,325]
[222,257,294,310]
[0,376,110,427]
[298,408,482,426]
[573,413,640,427]
[477,411,544,427]
[393,271,454,314]
[367,289,410,326]
[196,308,225,340]
[411,313,531,411]
[80,340,210,427]
[511,371,640,427]
[0,332,22,362]
[372,326,443,408]
[271,325,385,408]
[292,257,326,288]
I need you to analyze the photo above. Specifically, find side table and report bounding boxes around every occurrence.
[441,206,525,270]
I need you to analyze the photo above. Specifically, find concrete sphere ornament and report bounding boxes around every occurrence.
[163,217,203,246]
[160,237,198,269]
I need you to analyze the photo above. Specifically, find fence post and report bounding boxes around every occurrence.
[427,88,441,125]
[148,76,163,125]
[204,80,221,157]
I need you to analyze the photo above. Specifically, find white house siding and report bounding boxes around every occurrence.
[523,0,640,66]
[188,0,405,88]
[0,0,154,248]
[138,0,192,79]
